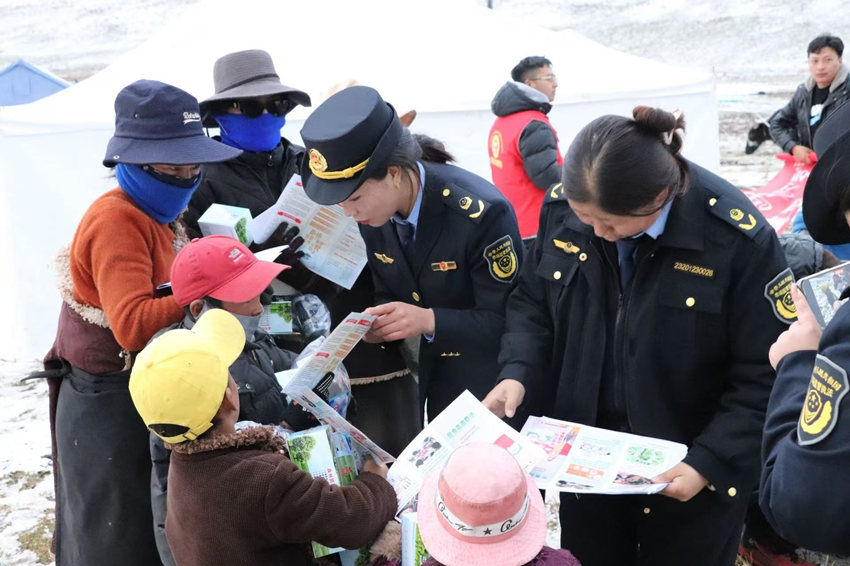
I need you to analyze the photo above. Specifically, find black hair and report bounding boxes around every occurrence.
[563,106,689,216]
[511,56,553,82]
[808,34,844,57]
[367,130,454,182]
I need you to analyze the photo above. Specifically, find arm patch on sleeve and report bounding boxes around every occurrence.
[764,267,797,324]
[798,354,849,445]
[483,235,518,283]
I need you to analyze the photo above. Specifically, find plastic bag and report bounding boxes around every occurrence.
[292,336,352,419]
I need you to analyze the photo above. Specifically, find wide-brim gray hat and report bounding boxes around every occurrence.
[103,79,242,167]
[199,49,311,126]
[803,102,850,244]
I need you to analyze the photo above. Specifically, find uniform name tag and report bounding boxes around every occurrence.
[672,262,715,278]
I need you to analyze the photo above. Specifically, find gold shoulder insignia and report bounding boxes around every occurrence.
[373,252,395,265]
[544,182,566,204]
[707,194,763,238]
[798,354,849,445]
[553,239,580,254]
[441,185,489,223]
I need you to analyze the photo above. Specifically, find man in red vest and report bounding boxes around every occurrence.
[489,56,563,244]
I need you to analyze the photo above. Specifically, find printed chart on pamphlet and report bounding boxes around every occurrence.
[387,391,546,517]
[250,174,367,289]
[277,312,394,465]
[520,416,687,494]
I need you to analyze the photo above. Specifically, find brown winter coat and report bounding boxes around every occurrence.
[166,426,397,566]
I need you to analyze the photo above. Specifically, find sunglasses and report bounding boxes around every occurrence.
[226,97,296,118]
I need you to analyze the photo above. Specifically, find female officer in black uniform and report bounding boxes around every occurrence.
[484,106,790,565]
[300,86,522,420]
[761,103,850,556]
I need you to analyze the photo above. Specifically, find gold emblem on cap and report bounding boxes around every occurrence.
[309,148,328,173]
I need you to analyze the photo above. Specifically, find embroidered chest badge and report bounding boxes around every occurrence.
[764,267,797,324]
[483,235,518,283]
[798,354,849,445]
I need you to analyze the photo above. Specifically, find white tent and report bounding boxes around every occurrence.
[0,0,718,361]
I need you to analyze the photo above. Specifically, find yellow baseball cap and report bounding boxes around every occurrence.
[129,308,245,443]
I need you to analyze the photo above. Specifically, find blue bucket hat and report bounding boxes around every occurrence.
[103,80,242,167]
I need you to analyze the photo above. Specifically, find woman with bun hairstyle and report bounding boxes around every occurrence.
[484,106,790,565]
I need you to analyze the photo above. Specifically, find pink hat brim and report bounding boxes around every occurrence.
[208,259,287,304]
[417,464,547,566]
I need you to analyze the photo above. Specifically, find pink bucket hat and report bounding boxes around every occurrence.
[170,235,288,307]
[417,442,546,566]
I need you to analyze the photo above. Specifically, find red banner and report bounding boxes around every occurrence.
[743,154,815,234]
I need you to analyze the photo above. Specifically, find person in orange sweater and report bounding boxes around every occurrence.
[42,79,241,566]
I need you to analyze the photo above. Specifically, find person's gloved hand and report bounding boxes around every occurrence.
[249,222,305,258]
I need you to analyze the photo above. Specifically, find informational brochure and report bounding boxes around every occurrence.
[520,416,688,495]
[249,174,367,289]
[277,312,394,465]
[387,390,546,517]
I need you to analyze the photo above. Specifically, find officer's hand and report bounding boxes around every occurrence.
[768,284,821,369]
[791,145,815,164]
[364,302,435,342]
[652,462,708,502]
[483,379,526,419]
[362,456,389,479]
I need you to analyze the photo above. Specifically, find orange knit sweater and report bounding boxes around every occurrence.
[70,188,183,352]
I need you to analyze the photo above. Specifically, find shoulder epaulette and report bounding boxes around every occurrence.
[439,184,490,223]
[544,182,567,205]
[706,193,764,239]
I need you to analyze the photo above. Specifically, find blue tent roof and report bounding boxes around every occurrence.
[0,58,70,106]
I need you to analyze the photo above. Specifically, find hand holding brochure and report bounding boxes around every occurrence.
[520,416,687,494]
[276,312,394,465]
[248,174,367,289]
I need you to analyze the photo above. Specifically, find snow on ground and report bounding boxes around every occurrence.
[3,0,850,563]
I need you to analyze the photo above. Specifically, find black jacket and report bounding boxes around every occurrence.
[499,163,789,499]
[768,66,850,153]
[185,138,304,239]
[361,162,522,418]
[490,81,561,190]
[761,302,850,555]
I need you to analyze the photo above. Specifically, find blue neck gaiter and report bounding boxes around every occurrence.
[116,163,201,224]
[215,113,286,152]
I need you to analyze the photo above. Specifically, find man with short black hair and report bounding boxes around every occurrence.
[489,56,563,242]
[769,34,850,164]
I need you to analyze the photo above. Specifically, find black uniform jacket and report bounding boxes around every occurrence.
[761,301,850,555]
[361,161,522,417]
[499,163,790,498]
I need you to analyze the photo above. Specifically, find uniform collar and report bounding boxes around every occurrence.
[391,161,425,233]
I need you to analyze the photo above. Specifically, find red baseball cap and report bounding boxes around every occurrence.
[170,236,289,307]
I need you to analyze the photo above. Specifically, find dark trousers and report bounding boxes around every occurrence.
[349,373,422,457]
[54,369,161,566]
[559,489,748,566]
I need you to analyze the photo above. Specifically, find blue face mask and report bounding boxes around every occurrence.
[115,164,201,224]
[215,113,286,152]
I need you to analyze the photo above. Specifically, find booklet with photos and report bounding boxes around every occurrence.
[798,261,850,328]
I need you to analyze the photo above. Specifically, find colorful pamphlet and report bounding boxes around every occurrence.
[519,416,688,495]
[401,513,430,566]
